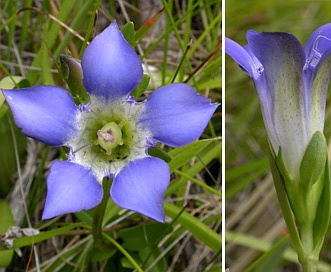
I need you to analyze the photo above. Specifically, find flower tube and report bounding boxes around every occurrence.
[226,24,331,271]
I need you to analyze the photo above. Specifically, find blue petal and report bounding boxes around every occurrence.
[139,83,217,147]
[246,31,308,179]
[304,23,331,74]
[82,21,143,100]
[110,157,170,222]
[246,30,306,79]
[225,37,263,79]
[42,161,103,219]
[303,24,331,137]
[2,86,78,146]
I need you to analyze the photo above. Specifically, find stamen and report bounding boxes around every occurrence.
[97,121,123,153]
[97,130,115,143]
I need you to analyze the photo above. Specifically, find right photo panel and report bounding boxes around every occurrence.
[225,1,331,271]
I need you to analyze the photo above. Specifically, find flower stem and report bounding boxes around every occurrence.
[92,178,112,250]
[299,254,318,272]
[301,223,314,253]
[299,223,318,272]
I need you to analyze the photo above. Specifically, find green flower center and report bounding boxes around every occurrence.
[97,121,124,154]
[88,117,133,161]
[69,96,151,184]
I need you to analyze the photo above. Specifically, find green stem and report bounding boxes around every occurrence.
[300,223,314,254]
[299,254,318,272]
[92,178,112,250]
[102,234,144,272]
[299,224,318,272]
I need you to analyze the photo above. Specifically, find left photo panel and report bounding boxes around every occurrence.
[0,0,222,271]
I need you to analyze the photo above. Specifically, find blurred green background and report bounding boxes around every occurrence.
[226,0,331,271]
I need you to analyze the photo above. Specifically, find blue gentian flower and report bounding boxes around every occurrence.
[2,21,217,222]
[225,23,331,181]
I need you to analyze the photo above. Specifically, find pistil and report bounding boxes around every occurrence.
[97,122,123,154]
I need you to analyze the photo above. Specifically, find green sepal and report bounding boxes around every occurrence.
[148,146,172,163]
[311,156,331,258]
[274,146,294,187]
[273,147,305,225]
[300,131,327,191]
[269,132,331,269]
[130,74,150,100]
[275,132,328,227]
[59,54,88,104]
[268,146,304,257]
[121,22,135,48]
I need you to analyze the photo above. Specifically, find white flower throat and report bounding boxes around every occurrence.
[67,95,151,184]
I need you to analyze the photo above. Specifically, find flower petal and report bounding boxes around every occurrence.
[139,83,218,147]
[225,37,263,79]
[2,86,78,146]
[303,23,331,136]
[226,36,277,149]
[304,23,331,73]
[42,161,103,219]
[247,31,307,179]
[110,157,170,222]
[82,21,143,100]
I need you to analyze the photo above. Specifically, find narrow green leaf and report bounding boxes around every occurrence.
[0,104,8,120]
[139,246,167,272]
[102,233,143,272]
[174,169,221,198]
[135,8,164,44]
[41,22,54,85]
[0,200,15,268]
[166,140,221,196]
[18,0,33,54]
[0,93,4,108]
[205,264,222,272]
[0,200,14,233]
[168,138,220,172]
[53,0,96,57]
[0,115,27,196]
[78,0,101,58]
[164,202,221,253]
[27,0,78,83]
[13,223,84,249]
[226,160,268,200]
[121,22,135,47]
[0,249,14,268]
[148,146,171,163]
[226,230,331,272]
[245,236,290,272]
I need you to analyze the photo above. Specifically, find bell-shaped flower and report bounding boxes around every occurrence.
[226,24,331,268]
[2,21,217,223]
[225,24,331,182]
